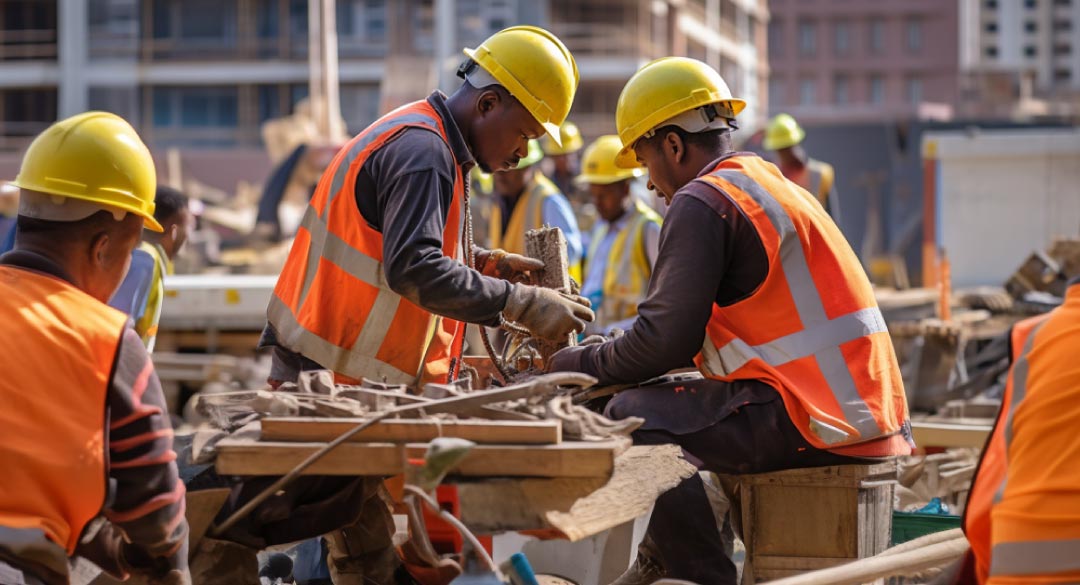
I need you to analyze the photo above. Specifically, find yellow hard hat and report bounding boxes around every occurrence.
[763,113,806,151]
[575,135,644,185]
[12,111,162,232]
[513,139,544,170]
[464,26,579,146]
[614,57,746,168]
[542,121,584,155]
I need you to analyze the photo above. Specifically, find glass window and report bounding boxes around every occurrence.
[985,45,999,57]
[1025,44,1038,56]
[1054,68,1072,81]
[769,19,784,57]
[1025,21,1038,33]
[1055,20,1072,31]
[834,21,851,56]
[985,22,998,33]
[906,18,922,53]
[870,75,885,104]
[833,75,849,105]
[905,77,922,105]
[985,0,999,7]
[799,78,816,105]
[869,18,885,55]
[1054,43,1071,55]
[769,77,785,109]
[798,20,816,56]
[1025,0,1037,7]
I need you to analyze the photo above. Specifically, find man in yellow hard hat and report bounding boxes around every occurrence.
[764,113,841,223]
[489,138,584,282]
[542,121,584,199]
[256,26,593,583]
[577,135,661,334]
[0,112,189,584]
[548,57,911,584]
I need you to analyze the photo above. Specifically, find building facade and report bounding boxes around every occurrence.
[0,0,768,155]
[766,0,961,123]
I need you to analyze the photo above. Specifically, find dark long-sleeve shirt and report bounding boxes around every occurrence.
[0,250,188,574]
[552,153,771,385]
[261,92,513,363]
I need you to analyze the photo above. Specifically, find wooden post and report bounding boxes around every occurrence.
[524,227,578,364]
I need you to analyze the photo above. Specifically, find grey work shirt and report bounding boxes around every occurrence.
[553,152,772,385]
[261,91,512,367]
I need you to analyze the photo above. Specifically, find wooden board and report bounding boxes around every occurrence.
[456,444,694,539]
[214,439,618,478]
[911,421,992,448]
[260,417,562,445]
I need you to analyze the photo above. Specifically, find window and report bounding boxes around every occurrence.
[1025,21,1038,33]
[798,20,816,56]
[1025,45,1038,57]
[906,18,922,53]
[769,19,784,57]
[339,84,381,134]
[769,77,786,109]
[833,75,850,105]
[799,78,816,105]
[869,75,885,104]
[985,0,998,7]
[985,22,998,33]
[151,86,238,128]
[1054,68,1072,81]
[1055,0,1072,6]
[869,18,885,55]
[985,45,999,57]
[1055,20,1073,31]
[1025,0,1037,7]
[834,21,851,56]
[1055,43,1072,55]
[0,88,57,137]
[905,77,922,105]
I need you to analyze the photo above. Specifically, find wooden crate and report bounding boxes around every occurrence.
[720,462,897,583]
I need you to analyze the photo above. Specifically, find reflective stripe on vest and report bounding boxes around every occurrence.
[269,101,464,386]
[585,200,660,325]
[990,539,1080,577]
[698,168,889,446]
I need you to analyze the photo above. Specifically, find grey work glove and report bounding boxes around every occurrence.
[474,248,545,284]
[503,283,595,341]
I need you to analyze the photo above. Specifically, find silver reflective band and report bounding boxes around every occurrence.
[990,539,1080,576]
[267,295,415,385]
[993,320,1048,504]
[702,169,884,444]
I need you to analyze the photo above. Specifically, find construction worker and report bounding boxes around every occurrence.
[577,135,661,333]
[542,120,584,201]
[255,26,592,584]
[958,279,1080,584]
[489,138,584,281]
[548,57,912,584]
[763,113,841,224]
[109,186,194,351]
[0,112,189,584]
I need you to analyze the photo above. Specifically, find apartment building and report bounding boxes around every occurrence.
[767,0,961,123]
[0,0,767,155]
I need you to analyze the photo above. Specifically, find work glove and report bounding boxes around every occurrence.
[503,283,594,341]
[473,248,545,284]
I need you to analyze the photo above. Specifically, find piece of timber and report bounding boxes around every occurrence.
[214,438,618,478]
[456,445,696,539]
[910,421,993,449]
[261,417,562,445]
[525,227,576,363]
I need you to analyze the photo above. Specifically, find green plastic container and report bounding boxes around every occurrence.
[891,511,962,545]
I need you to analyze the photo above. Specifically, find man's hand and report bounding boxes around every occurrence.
[503,283,594,341]
[546,345,588,373]
[474,248,545,284]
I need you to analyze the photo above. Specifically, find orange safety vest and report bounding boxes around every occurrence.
[0,265,126,554]
[268,100,466,387]
[963,285,1080,584]
[693,155,910,456]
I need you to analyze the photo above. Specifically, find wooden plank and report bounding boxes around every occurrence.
[911,421,992,448]
[261,417,562,445]
[214,439,617,478]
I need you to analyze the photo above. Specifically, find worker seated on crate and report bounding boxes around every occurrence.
[242,26,592,584]
[547,57,914,585]
[950,279,1080,585]
[0,113,189,584]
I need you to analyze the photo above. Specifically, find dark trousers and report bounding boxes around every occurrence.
[604,378,868,584]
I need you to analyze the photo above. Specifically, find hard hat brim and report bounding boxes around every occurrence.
[11,178,165,232]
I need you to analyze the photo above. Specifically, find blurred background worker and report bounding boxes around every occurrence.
[0,112,189,585]
[109,185,194,351]
[542,121,592,231]
[578,135,661,334]
[489,138,585,281]
[764,113,841,224]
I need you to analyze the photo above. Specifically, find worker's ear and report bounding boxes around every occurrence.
[90,230,111,268]
[663,131,686,164]
[477,89,501,117]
